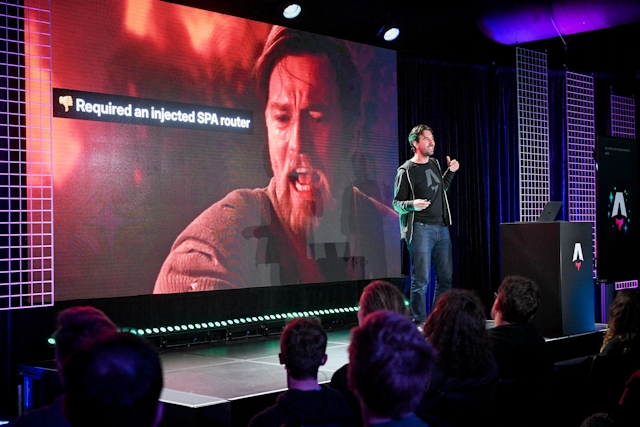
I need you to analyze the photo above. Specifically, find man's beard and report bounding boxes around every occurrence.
[273,155,336,235]
[422,146,434,157]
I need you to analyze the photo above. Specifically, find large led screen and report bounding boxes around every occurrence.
[46,0,400,300]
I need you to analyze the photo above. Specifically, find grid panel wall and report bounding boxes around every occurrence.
[611,95,635,139]
[0,0,54,310]
[611,94,637,290]
[516,48,550,222]
[566,72,595,279]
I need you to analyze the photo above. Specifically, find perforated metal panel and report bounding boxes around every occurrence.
[516,48,550,222]
[566,72,595,280]
[611,95,635,139]
[610,94,637,290]
[0,0,54,310]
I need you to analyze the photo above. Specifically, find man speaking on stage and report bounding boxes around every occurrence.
[393,124,459,324]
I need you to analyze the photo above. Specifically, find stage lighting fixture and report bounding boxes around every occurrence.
[101,304,359,349]
[283,4,301,19]
[47,337,55,345]
[383,27,400,41]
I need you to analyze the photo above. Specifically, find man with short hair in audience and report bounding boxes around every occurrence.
[489,275,552,427]
[248,317,354,427]
[349,310,437,427]
[9,306,117,427]
[489,275,551,379]
[63,332,164,427]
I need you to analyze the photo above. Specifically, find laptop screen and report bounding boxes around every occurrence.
[536,201,562,222]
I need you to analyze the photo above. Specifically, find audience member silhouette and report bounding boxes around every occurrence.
[330,280,409,414]
[600,288,640,355]
[489,275,551,378]
[488,275,552,427]
[8,306,117,427]
[348,310,437,427]
[577,288,640,421]
[248,317,354,427]
[63,332,164,427]
[417,289,498,427]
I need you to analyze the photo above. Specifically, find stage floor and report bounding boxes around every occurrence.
[157,322,607,420]
[159,327,352,404]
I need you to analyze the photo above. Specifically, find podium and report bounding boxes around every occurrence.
[500,221,595,337]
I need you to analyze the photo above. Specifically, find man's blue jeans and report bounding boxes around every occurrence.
[407,223,453,323]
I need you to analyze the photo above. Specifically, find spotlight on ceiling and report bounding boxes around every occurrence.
[283,4,301,19]
[383,27,400,41]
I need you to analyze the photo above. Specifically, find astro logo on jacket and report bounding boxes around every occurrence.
[572,243,584,271]
[608,189,630,233]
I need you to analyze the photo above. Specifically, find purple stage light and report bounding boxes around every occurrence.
[477,0,640,45]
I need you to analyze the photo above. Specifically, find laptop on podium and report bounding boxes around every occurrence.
[536,201,562,222]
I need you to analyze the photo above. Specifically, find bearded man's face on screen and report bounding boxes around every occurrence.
[265,53,345,234]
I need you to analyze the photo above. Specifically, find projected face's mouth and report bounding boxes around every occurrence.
[289,168,317,192]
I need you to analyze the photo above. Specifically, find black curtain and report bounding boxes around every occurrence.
[396,56,627,312]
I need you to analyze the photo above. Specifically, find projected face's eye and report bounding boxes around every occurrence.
[274,112,291,126]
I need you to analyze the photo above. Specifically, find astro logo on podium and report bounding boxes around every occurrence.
[572,243,584,271]
[608,189,630,233]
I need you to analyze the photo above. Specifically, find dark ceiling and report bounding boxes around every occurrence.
[167,0,640,78]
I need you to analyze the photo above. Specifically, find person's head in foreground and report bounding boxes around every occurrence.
[491,275,541,325]
[63,332,164,427]
[280,316,328,387]
[348,310,436,425]
[423,288,494,378]
[255,25,362,234]
[54,305,118,373]
[358,280,409,324]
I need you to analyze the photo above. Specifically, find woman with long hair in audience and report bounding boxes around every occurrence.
[417,289,498,427]
[580,289,640,427]
[600,288,640,355]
